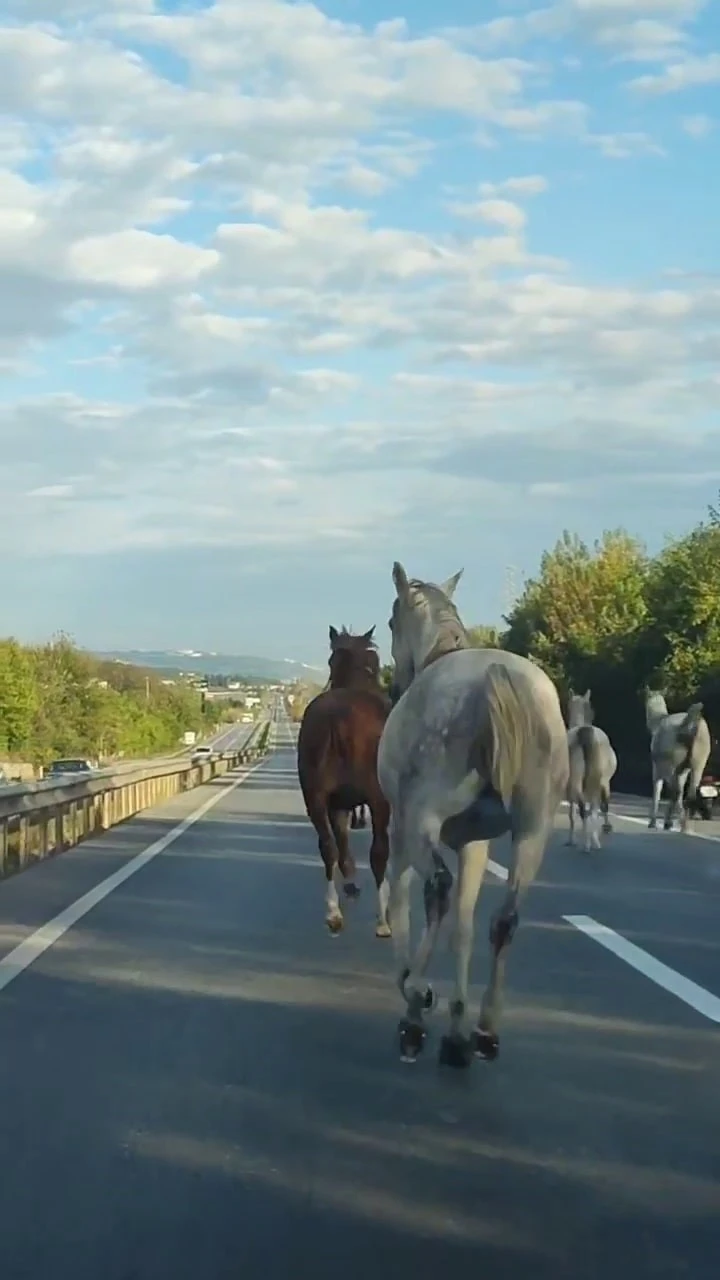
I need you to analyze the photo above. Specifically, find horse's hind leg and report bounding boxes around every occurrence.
[353,804,368,829]
[474,820,548,1062]
[664,775,683,831]
[330,808,360,900]
[306,797,344,934]
[601,786,612,835]
[682,762,703,833]
[390,814,449,1062]
[648,770,663,829]
[565,797,576,847]
[367,789,391,939]
[580,798,592,853]
[439,840,489,1070]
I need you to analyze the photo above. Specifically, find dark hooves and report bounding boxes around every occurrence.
[602,822,613,835]
[648,820,657,830]
[423,985,437,1013]
[663,821,673,832]
[472,1028,500,1061]
[398,1020,426,1063]
[343,882,361,899]
[438,1035,474,1070]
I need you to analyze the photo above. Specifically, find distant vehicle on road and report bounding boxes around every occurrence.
[688,770,717,820]
[191,745,214,764]
[43,758,94,782]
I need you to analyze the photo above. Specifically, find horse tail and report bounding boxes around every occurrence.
[678,701,704,744]
[576,724,603,804]
[481,663,552,807]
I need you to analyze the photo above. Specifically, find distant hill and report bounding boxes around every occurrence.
[93,649,325,683]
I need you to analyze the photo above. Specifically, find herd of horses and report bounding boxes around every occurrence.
[296,562,713,1070]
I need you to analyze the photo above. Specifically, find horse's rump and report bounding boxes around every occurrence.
[574,723,604,801]
[297,688,389,811]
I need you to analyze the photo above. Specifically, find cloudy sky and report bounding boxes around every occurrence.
[2,0,718,664]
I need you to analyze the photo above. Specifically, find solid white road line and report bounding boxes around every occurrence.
[487,849,720,1024]
[564,913,720,1024]
[561,798,720,845]
[0,758,266,996]
[488,858,509,881]
[612,809,720,846]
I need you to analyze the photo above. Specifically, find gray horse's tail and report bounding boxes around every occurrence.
[481,663,552,807]
[576,724,604,804]
[678,702,704,745]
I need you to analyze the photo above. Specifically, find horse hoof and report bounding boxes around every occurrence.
[472,1028,500,1061]
[327,915,344,935]
[648,820,657,830]
[423,985,437,1013]
[438,1034,474,1069]
[343,882,361,899]
[663,821,673,832]
[602,822,613,835]
[398,1020,426,1063]
[375,921,392,939]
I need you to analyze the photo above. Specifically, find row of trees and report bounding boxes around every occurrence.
[372,495,719,789]
[0,635,221,769]
[498,495,719,785]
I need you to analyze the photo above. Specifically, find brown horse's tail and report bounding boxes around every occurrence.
[297,698,354,802]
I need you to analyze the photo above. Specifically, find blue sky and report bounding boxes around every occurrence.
[1,0,718,664]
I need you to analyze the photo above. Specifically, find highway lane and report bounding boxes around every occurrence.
[0,730,719,1278]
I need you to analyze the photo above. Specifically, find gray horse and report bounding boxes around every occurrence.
[645,691,711,831]
[376,562,569,1069]
[566,689,618,852]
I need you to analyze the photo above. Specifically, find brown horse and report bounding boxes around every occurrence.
[297,624,392,937]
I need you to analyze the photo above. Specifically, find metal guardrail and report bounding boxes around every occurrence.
[0,719,272,882]
[0,717,265,794]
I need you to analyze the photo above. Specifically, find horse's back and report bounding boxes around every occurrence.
[379,647,568,815]
[297,687,390,792]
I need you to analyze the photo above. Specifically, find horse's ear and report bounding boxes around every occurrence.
[568,687,575,699]
[441,568,463,599]
[583,689,592,702]
[362,625,376,642]
[329,625,339,647]
[392,561,410,599]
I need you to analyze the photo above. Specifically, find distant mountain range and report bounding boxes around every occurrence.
[94,649,325,683]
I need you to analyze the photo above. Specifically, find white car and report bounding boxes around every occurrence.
[191,745,214,764]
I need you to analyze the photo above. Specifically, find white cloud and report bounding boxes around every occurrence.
[480,175,549,196]
[0,0,715,595]
[682,113,714,137]
[632,51,720,93]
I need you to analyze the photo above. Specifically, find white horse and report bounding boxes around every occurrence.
[645,691,711,832]
[566,689,618,853]
[376,562,569,1069]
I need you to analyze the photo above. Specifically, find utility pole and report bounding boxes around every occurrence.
[503,564,519,619]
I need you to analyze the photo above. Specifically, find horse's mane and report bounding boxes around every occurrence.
[331,625,378,652]
[408,580,468,645]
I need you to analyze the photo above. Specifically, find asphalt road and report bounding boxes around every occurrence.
[0,712,718,1279]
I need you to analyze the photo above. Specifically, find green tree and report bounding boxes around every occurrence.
[466,624,501,648]
[0,639,38,756]
[642,521,720,696]
[503,529,650,688]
